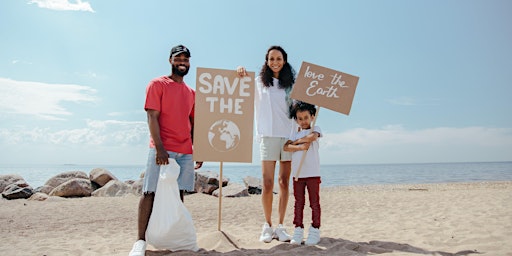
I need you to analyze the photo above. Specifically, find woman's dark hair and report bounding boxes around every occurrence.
[290,101,317,119]
[259,46,296,89]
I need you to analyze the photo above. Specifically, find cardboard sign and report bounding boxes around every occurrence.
[193,68,254,163]
[291,61,359,115]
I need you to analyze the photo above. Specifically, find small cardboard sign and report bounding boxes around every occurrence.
[291,61,359,115]
[193,68,255,163]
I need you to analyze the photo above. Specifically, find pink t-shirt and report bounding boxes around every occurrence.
[144,76,195,154]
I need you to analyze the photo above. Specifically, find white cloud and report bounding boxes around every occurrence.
[0,120,148,165]
[0,77,98,120]
[320,125,512,164]
[0,119,148,146]
[28,0,95,12]
[107,110,145,117]
[107,112,124,117]
[11,59,33,65]
[74,71,102,79]
[386,97,416,106]
[1,123,510,165]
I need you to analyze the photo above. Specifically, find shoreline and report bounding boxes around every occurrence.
[2,181,511,255]
[2,160,512,190]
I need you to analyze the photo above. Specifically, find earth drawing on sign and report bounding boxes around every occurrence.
[208,119,241,152]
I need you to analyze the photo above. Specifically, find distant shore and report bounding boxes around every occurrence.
[1,181,511,255]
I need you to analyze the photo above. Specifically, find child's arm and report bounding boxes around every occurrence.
[293,132,320,145]
[284,139,309,152]
[283,131,320,152]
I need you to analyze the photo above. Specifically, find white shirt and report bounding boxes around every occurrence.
[254,76,293,140]
[289,126,322,178]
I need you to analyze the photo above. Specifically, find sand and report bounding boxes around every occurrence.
[1,181,511,255]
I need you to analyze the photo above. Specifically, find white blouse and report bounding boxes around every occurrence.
[254,77,293,141]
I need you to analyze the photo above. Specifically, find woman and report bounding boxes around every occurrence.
[237,45,296,243]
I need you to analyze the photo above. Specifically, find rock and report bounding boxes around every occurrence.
[91,180,133,197]
[46,196,67,202]
[130,179,143,196]
[196,183,218,195]
[45,171,88,189]
[243,176,262,194]
[2,183,33,200]
[49,178,93,197]
[194,170,229,195]
[212,183,249,197]
[34,185,54,195]
[0,174,30,192]
[91,181,101,191]
[28,192,49,201]
[89,168,117,187]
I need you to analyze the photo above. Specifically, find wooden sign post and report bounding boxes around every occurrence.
[291,61,359,179]
[194,68,255,231]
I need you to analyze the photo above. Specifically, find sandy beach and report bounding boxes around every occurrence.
[1,181,511,255]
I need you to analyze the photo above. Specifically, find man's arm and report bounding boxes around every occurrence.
[190,115,203,169]
[147,109,169,165]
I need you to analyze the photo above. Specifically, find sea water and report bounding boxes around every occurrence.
[1,161,511,189]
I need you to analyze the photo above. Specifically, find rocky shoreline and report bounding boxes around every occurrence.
[1,168,263,200]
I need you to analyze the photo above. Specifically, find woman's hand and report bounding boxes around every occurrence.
[236,66,247,77]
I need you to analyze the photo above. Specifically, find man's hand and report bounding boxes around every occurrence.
[155,146,169,165]
[195,161,203,169]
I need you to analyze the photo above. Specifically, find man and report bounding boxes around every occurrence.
[129,44,203,256]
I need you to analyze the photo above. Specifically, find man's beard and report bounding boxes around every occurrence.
[172,65,189,77]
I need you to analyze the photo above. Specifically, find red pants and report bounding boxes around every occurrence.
[293,177,321,229]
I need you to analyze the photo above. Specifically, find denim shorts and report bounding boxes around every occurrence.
[143,148,195,193]
[260,137,292,161]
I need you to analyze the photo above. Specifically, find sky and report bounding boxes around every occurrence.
[0,0,511,166]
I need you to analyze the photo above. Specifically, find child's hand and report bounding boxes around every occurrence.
[300,142,311,150]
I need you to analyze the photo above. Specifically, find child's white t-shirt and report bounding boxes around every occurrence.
[289,125,322,178]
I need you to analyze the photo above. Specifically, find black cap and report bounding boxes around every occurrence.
[170,45,191,58]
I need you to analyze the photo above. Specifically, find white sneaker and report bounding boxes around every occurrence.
[290,226,304,245]
[305,226,320,245]
[273,224,292,242]
[259,223,273,243]
[129,240,146,256]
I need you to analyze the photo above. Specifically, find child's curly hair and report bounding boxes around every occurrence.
[289,101,317,119]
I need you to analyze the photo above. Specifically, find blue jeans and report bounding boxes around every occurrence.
[142,148,195,193]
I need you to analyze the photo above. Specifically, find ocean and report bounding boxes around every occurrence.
[1,161,512,189]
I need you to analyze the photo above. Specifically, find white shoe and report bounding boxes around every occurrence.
[290,226,304,245]
[128,240,146,256]
[305,226,320,245]
[273,224,292,242]
[259,223,273,243]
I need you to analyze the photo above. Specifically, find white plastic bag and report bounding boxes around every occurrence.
[146,158,199,252]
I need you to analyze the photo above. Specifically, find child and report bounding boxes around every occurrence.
[283,101,322,246]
